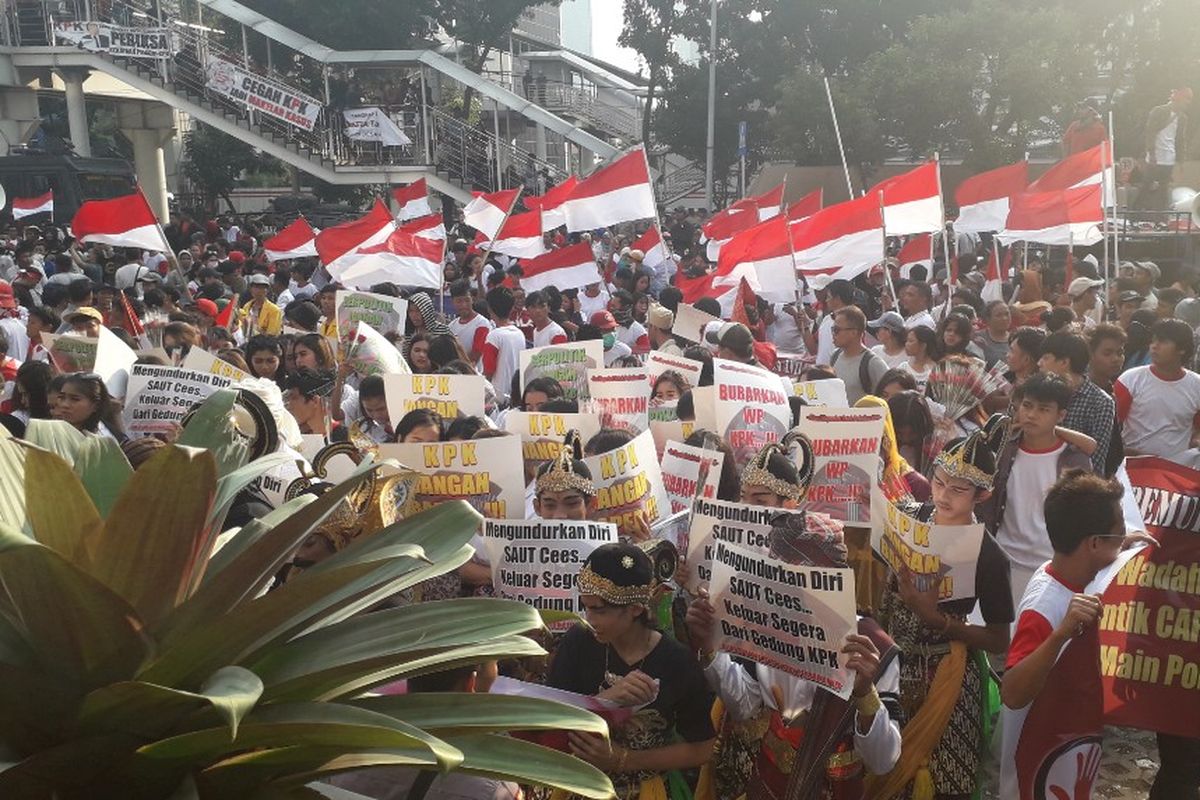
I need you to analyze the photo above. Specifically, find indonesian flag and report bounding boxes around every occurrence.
[786,188,823,222]
[1028,141,1114,205]
[674,270,737,315]
[392,179,432,221]
[713,215,794,302]
[117,289,151,349]
[518,243,599,293]
[997,185,1104,246]
[316,199,395,274]
[339,229,443,290]
[263,215,318,261]
[954,160,1028,234]
[791,193,885,284]
[12,189,53,220]
[476,210,548,259]
[702,201,761,261]
[397,213,446,241]
[72,190,169,252]
[753,183,786,221]
[632,225,671,270]
[561,148,656,232]
[896,232,933,279]
[868,161,943,235]
[526,176,578,232]
[463,188,520,239]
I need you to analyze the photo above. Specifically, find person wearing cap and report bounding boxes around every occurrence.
[1130,261,1160,311]
[588,310,633,366]
[1141,87,1192,210]
[1117,289,1146,330]
[1066,276,1105,330]
[646,303,683,356]
[65,306,103,338]
[238,273,283,337]
[868,311,910,369]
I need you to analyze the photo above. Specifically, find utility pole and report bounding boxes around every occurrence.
[704,0,718,211]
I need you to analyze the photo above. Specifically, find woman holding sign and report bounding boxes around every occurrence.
[548,541,716,800]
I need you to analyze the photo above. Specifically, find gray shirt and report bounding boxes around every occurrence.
[832,348,889,404]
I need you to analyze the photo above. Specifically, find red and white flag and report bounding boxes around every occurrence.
[339,229,443,290]
[397,213,446,241]
[263,215,318,261]
[753,183,786,221]
[632,225,671,270]
[791,193,885,284]
[981,246,1005,304]
[702,201,760,261]
[12,189,53,220]
[954,160,1029,234]
[868,161,943,235]
[518,243,599,293]
[786,188,823,222]
[561,149,656,232]
[392,178,432,221]
[476,210,549,259]
[896,232,933,279]
[463,188,520,240]
[713,214,795,302]
[997,185,1104,246]
[1028,142,1114,205]
[316,199,395,274]
[526,176,578,232]
[72,190,169,252]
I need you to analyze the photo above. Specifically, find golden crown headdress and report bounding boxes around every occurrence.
[535,429,596,496]
[933,428,996,491]
[740,431,815,503]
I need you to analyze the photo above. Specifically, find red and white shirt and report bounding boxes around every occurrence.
[449,313,493,363]
[617,320,650,354]
[481,324,527,406]
[1114,365,1200,466]
[531,320,568,348]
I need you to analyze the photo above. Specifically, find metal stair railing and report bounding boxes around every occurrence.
[525,82,640,141]
[428,106,568,194]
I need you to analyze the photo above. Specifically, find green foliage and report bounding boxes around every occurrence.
[181,123,260,215]
[619,0,684,143]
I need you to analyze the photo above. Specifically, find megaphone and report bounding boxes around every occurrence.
[1171,187,1200,226]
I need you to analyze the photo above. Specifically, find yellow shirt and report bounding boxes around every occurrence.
[240,299,283,336]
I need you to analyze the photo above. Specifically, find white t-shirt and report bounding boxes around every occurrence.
[870,344,909,370]
[1115,366,1200,466]
[900,360,933,392]
[603,339,632,366]
[114,261,148,290]
[449,313,493,361]
[482,324,526,406]
[815,314,835,366]
[996,440,1067,597]
[578,288,610,322]
[768,304,807,354]
[1154,113,1179,165]
[616,319,649,353]
[531,320,568,348]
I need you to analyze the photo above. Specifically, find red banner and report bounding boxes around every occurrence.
[1100,456,1200,737]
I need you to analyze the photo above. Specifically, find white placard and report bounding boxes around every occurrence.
[205,55,322,131]
[674,303,721,344]
[660,440,725,515]
[122,364,233,436]
[683,497,777,592]
[346,321,409,377]
[645,350,703,389]
[796,406,885,525]
[383,373,486,421]
[713,358,792,469]
[335,290,408,346]
[503,410,603,474]
[869,487,984,602]
[583,429,671,534]
[587,367,650,433]
[343,107,412,146]
[182,346,252,383]
[379,435,525,519]
[520,341,605,403]
[792,378,848,407]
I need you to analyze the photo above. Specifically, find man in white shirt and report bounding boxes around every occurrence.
[577,281,609,322]
[526,289,568,348]
[898,280,936,331]
[114,249,150,291]
[1115,318,1200,467]
[1141,88,1192,210]
[447,279,492,364]
[814,278,855,365]
[480,286,527,406]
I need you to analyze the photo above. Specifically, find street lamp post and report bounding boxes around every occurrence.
[704,0,717,211]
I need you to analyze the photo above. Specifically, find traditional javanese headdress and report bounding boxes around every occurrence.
[933,427,998,492]
[535,430,596,497]
[740,431,816,503]
[577,541,656,606]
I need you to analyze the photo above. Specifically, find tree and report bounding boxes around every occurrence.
[769,68,883,171]
[240,0,438,50]
[619,0,684,144]
[181,123,260,214]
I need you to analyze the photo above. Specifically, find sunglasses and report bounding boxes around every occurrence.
[831,326,863,334]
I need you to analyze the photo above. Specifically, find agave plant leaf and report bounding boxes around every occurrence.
[77,666,264,741]
[72,435,133,519]
[201,450,295,557]
[22,418,87,462]
[137,702,463,772]
[348,693,610,739]
[175,389,247,477]
[0,732,149,798]
[0,436,29,534]
[0,523,150,688]
[0,660,87,756]
[22,443,101,567]
[247,599,543,702]
[87,445,217,627]
[441,733,614,800]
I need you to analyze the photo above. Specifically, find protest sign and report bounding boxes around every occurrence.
[335,290,408,346]
[205,56,322,131]
[660,440,725,515]
[343,108,412,146]
[648,418,695,458]
[1099,456,1200,738]
[774,351,814,381]
[54,20,174,57]
[683,497,777,591]
[650,509,691,553]
[648,400,679,427]
[793,378,849,407]
[42,332,93,374]
[347,321,409,377]
[645,350,703,389]
[690,385,718,431]
[503,411,602,474]
[583,429,670,533]
[248,447,309,510]
[383,373,486,421]
[674,303,720,344]
[481,519,618,627]
[520,341,604,403]
[797,405,885,525]
[182,346,251,383]
[587,367,650,433]
[379,435,524,518]
[713,358,792,469]
[709,539,858,697]
[869,487,983,601]
[43,328,137,398]
[122,364,234,436]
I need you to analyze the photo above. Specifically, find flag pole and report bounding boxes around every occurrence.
[936,155,953,319]
[643,145,676,268]
[824,76,855,200]
[877,191,897,309]
[139,185,194,304]
[476,187,524,296]
[1100,139,1111,310]
[1108,111,1122,319]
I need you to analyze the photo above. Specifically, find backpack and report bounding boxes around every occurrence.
[830,347,883,396]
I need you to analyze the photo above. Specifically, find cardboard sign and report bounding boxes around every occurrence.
[674,303,721,344]
[335,290,408,346]
[383,373,486,422]
[690,385,718,431]
[587,367,650,433]
[503,411,603,475]
[181,346,252,383]
[520,341,604,403]
[648,418,696,458]
[42,327,137,398]
[710,539,858,698]
[774,351,815,380]
[379,435,525,519]
[793,378,849,407]
[481,519,618,628]
[797,405,885,525]
[205,55,322,131]
[869,488,983,601]
[660,440,725,516]
[346,321,409,377]
[122,364,233,436]
[645,350,703,389]
[583,429,670,533]
[343,107,412,147]
[713,358,792,469]
[683,497,777,592]
[54,20,174,57]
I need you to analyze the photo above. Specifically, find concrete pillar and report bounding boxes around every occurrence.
[0,86,40,155]
[58,68,92,157]
[534,122,548,162]
[129,129,171,221]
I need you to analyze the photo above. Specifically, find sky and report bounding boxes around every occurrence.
[587,1,642,74]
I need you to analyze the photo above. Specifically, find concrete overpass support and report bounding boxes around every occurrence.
[56,67,91,157]
[0,86,40,155]
[119,101,176,221]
